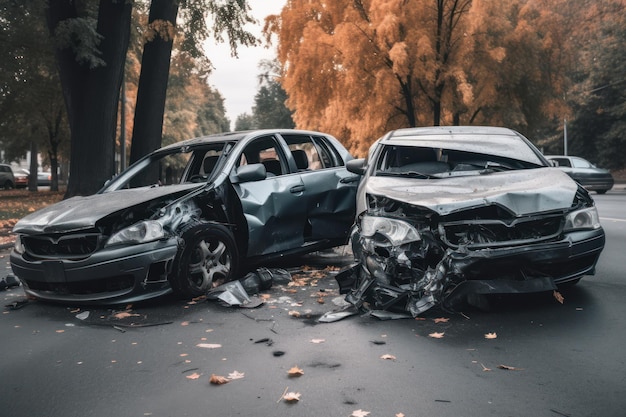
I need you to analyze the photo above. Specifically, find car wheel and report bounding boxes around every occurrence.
[170,222,239,298]
[2,180,14,190]
[596,190,607,195]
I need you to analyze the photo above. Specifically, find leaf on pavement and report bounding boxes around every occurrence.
[288,366,304,377]
[114,311,140,319]
[428,332,445,338]
[209,374,230,384]
[227,370,245,380]
[434,317,449,323]
[380,354,396,361]
[196,343,222,349]
[288,310,301,317]
[310,338,325,344]
[351,410,371,417]
[497,364,523,371]
[480,363,492,372]
[283,392,301,402]
[553,290,565,304]
[484,332,497,339]
[186,372,201,380]
[396,413,405,417]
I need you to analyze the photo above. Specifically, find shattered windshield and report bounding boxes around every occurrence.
[375,144,543,179]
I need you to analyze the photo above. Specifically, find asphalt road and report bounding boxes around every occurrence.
[1,189,625,417]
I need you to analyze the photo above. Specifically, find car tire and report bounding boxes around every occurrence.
[2,180,14,190]
[596,190,607,195]
[170,222,239,298]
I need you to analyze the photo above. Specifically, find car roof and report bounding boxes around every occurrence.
[157,129,335,152]
[379,126,545,165]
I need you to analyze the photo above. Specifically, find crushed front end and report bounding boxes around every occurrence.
[337,186,605,317]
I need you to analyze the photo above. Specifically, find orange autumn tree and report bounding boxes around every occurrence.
[266,0,573,155]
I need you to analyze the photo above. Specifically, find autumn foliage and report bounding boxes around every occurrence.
[265,0,603,157]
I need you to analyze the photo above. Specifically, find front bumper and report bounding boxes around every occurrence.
[10,238,179,305]
[338,227,605,316]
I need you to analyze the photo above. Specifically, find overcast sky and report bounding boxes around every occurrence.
[204,1,286,128]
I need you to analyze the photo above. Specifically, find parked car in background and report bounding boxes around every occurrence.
[545,155,614,194]
[13,169,29,188]
[338,126,605,317]
[37,171,52,186]
[11,129,359,305]
[0,164,15,189]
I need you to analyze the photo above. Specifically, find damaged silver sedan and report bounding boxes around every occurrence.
[337,126,605,317]
[10,130,359,304]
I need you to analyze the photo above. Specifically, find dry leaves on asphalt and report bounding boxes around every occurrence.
[351,410,370,417]
[209,374,230,385]
[227,370,245,380]
[196,343,222,349]
[428,332,445,339]
[185,372,202,380]
[433,317,449,323]
[553,290,565,304]
[497,364,524,371]
[484,332,497,339]
[283,392,301,403]
[287,366,304,377]
[380,354,396,361]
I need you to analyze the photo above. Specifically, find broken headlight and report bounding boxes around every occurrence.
[106,220,165,246]
[563,206,601,231]
[13,235,25,254]
[361,215,421,245]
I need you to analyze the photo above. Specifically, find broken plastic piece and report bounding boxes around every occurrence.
[318,305,359,323]
[207,281,251,306]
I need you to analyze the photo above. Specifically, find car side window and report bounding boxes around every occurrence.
[282,134,339,170]
[572,158,592,168]
[552,158,571,167]
[238,136,286,177]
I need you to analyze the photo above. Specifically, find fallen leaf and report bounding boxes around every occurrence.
[480,363,492,372]
[180,353,189,357]
[497,364,523,371]
[484,332,497,339]
[351,410,370,417]
[196,343,222,349]
[55,329,65,333]
[288,310,301,317]
[428,332,445,338]
[181,321,190,326]
[316,297,325,304]
[434,317,449,323]
[380,354,396,361]
[396,414,405,417]
[113,312,139,319]
[414,317,426,321]
[209,374,230,384]
[186,372,201,380]
[227,370,245,380]
[553,290,565,304]
[288,366,304,377]
[310,339,325,344]
[283,392,301,402]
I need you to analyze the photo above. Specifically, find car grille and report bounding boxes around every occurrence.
[23,233,101,259]
[439,214,564,249]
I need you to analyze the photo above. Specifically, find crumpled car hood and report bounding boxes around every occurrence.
[364,167,577,216]
[13,183,201,234]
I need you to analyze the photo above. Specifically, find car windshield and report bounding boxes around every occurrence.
[375,144,541,178]
[102,142,228,192]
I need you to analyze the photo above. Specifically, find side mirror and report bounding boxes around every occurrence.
[346,158,366,175]
[233,163,267,183]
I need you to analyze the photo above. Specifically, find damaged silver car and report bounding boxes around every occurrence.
[337,126,605,317]
[10,130,359,304]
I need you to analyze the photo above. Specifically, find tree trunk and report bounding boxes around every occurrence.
[129,0,179,173]
[46,0,132,198]
[28,141,38,192]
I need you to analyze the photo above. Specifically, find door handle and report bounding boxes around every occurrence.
[290,185,305,193]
